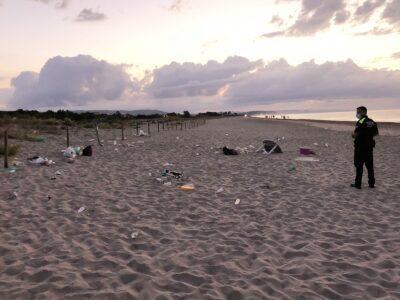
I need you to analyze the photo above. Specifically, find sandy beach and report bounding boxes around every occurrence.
[1,117,399,299]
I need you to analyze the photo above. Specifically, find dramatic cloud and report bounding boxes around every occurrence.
[10,55,137,109]
[75,8,107,22]
[31,0,70,9]
[224,59,400,105]
[382,0,400,28]
[354,0,386,22]
[145,56,262,98]
[265,0,347,37]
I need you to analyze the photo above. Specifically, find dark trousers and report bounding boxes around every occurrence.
[354,148,375,187]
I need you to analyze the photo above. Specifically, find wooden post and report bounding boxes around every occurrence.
[147,121,150,135]
[95,124,103,147]
[175,122,178,130]
[136,122,139,136]
[180,122,183,130]
[4,130,8,169]
[66,126,70,147]
[121,123,125,140]
[162,121,165,130]
[184,121,187,129]
[157,121,160,132]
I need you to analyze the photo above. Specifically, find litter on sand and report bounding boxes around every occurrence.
[78,207,86,213]
[235,199,241,205]
[179,183,195,191]
[295,157,320,162]
[131,232,139,239]
[223,146,239,155]
[163,163,173,167]
[28,156,55,166]
[216,187,224,193]
[300,147,316,155]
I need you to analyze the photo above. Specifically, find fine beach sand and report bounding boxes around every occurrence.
[1,117,399,299]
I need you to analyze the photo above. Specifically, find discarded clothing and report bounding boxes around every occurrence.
[223,146,239,155]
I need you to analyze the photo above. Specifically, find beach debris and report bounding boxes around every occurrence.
[179,183,195,191]
[78,206,86,213]
[289,164,296,171]
[88,139,95,142]
[196,153,200,156]
[156,178,163,183]
[216,187,224,193]
[299,147,316,155]
[114,148,119,151]
[113,140,117,145]
[235,198,241,205]
[295,157,320,162]
[28,156,55,166]
[163,162,173,167]
[248,145,255,149]
[131,232,139,239]
[313,142,319,146]
[164,182,172,187]
[223,146,239,155]
[55,170,62,175]
[257,140,283,154]
[225,132,229,136]
[138,130,147,137]
[47,195,52,200]
[176,137,180,140]
[149,172,152,176]
[8,191,18,200]
[325,143,329,147]
[50,176,57,180]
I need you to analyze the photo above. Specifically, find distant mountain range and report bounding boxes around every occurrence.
[74,109,167,116]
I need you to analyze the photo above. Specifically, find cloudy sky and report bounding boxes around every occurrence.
[0,0,399,112]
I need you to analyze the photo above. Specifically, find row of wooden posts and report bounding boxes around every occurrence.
[67,118,207,147]
[2,118,207,168]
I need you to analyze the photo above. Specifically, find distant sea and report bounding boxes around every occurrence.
[255,109,400,123]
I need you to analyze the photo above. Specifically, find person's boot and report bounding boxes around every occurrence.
[350,184,361,189]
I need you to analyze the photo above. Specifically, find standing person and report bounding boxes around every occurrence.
[351,106,379,189]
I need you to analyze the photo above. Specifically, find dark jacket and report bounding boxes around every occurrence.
[354,116,379,149]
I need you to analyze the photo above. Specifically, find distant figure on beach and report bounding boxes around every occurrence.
[351,106,379,189]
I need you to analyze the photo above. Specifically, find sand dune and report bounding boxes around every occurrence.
[1,117,399,299]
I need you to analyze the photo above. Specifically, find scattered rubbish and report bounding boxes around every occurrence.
[196,153,200,156]
[249,145,255,149]
[131,232,139,239]
[82,145,92,156]
[289,164,296,171]
[179,183,195,191]
[50,176,57,180]
[88,139,95,142]
[55,170,62,175]
[256,140,283,154]
[163,163,173,167]
[78,207,85,213]
[114,148,119,151]
[176,137,180,140]
[216,187,224,193]
[225,133,229,136]
[47,195,52,200]
[195,144,200,147]
[156,178,163,182]
[223,146,239,155]
[299,147,316,155]
[8,191,18,200]
[148,172,152,176]
[138,130,147,137]
[325,143,329,147]
[295,157,320,162]
[163,170,183,178]
[63,147,77,159]
[313,142,319,146]
[28,156,55,166]
[113,140,117,145]
[235,199,241,205]
[164,182,172,187]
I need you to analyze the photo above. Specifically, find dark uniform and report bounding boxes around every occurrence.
[353,116,379,188]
